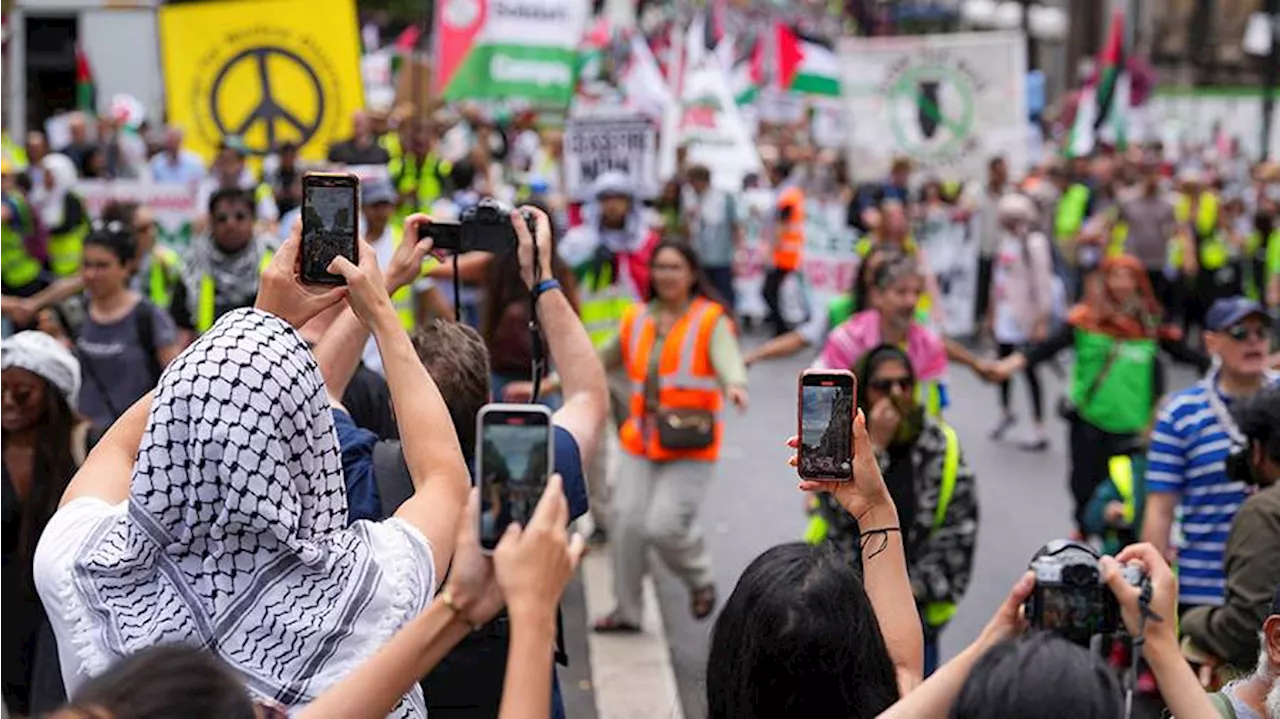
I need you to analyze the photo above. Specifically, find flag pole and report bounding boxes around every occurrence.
[1263,0,1279,161]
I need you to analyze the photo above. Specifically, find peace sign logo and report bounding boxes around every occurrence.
[208,46,325,156]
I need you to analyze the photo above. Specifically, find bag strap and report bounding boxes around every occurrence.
[78,347,124,421]
[1080,341,1123,409]
[134,299,164,383]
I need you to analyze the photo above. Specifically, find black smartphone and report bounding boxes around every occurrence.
[301,172,359,284]
[798,369,856,481]
[476,403,555,553]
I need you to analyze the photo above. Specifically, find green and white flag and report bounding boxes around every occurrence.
[433,0,589,105]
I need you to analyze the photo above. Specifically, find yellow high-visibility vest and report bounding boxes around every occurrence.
[48,219,89,278]
[146,246,184,310]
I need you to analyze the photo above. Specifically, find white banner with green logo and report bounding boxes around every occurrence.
[434,0,588,106]
[838,31,1028,181]
[75,181,199,250]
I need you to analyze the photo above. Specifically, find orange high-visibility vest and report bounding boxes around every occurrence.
[774,186,805,272]
[618,298,725,462]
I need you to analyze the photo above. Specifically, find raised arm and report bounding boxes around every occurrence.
[314,215,435,402]
[516,208,609,465]
[328,240,470,581]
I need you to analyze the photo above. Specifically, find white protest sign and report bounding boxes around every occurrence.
[917,213,979,337]
[75,180,200,250]
[839,31,1028,182]
[563,114,659,201]
[668,57,763,191]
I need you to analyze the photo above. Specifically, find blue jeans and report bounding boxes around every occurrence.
[704,265,736,312]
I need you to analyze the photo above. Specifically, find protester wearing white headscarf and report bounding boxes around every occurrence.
[33,308,436,715]
[28,154,81,232]
[0,330,81,408]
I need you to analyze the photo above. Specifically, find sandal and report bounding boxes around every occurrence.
[592,611,641,634]
[690,584,717,620]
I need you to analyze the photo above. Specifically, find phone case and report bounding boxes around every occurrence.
[475,404,555,553]
[797,370,856,481]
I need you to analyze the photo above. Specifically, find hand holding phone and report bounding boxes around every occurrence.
[476,404,555,553]
[301,172,359,284]
[797,370,856,481]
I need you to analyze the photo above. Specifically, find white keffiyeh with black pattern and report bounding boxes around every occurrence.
[54,308,434,715]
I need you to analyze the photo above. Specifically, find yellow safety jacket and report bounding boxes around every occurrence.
[1,221,42,289]
[145,246,184,310]
[579,261,633,348]
[1175,192,1218,238]
[1055,183,1091,245]
[48,218,90,278]
[196,250,275,333]
[391,151,452,210]
[1,132,28,172]
[804,422,962,627]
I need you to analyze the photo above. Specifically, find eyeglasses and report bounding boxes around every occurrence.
[1223,324,1271,342]
[869,377,914,393]
[91,220,127,234]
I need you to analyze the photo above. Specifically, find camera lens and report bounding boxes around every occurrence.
[1063,564,1098,586]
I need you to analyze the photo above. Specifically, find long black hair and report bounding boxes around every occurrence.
[3,377,80,600]
[65,644,258,719]
[646,240,729,311]
[706,542,900,719]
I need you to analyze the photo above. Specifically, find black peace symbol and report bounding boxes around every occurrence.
[209,46,325,156]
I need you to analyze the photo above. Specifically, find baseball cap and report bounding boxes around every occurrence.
[362,179,397,206]
[1205,297,1268,332]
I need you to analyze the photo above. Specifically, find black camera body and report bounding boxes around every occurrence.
[1023,540,1144,646]
[421,197,537,254]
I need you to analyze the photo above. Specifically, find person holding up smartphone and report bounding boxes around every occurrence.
[805,345,978,676]
[592,241,748,632]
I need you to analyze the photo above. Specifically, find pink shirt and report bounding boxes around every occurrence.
[814,310,949,382]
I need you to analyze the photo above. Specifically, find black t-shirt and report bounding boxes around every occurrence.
[342,363,399,441]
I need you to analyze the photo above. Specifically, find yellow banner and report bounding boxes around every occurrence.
[159,0,363,163]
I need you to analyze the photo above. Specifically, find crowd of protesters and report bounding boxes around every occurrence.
[1,79,1279,719]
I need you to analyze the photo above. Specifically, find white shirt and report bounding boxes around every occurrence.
[149,149,207,185]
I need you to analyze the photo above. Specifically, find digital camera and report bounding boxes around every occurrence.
[421,197,538,254]
[1023,540,1144,646]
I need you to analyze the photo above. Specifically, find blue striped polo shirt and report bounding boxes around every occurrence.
[1146,375,1278,606]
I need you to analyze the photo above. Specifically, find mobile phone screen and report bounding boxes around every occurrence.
[302,180,357,283]
[478,408,553,551]
[799,374,855,480]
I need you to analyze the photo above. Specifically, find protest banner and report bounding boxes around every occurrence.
[916,214,979,337]
[663,56,763,191]
[433,0,588,106]
[839,31,1028,181]
[75,181,201,250]
[158,0,364,163]
[563,114,658,202]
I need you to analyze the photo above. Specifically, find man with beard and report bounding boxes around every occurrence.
[1206,586,1280,719]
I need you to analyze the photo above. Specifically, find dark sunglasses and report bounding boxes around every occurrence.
[214,211,250,224]
[1224,324,1271,342]
[869,377,914,393]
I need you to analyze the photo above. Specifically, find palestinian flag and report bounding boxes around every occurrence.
[75,43,95,113]
[774,23,840,97]
[729,38,764,105]
[1067,10,1129,157]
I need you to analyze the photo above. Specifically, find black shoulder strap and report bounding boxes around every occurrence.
[373,440,416,518]
[1081,341,1122,409]
[134,299,164,382]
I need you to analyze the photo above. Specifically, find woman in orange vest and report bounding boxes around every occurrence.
[763,162,805,337]
[592,241,748,633]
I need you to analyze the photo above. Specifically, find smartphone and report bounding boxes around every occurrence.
[476,404,555,552]
[301,172,359,284]
[798,369,856,481]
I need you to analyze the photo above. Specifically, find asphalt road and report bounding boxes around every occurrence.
[644,334,1200,719]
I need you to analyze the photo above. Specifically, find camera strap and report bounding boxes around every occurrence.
[528,236,546,404]
[451,253,462,324]
[1122,578,1162,719]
